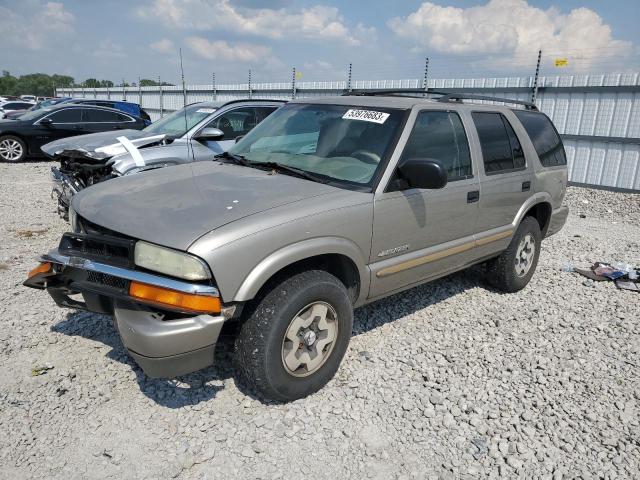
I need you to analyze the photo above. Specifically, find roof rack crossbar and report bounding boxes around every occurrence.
[341,88,538,110]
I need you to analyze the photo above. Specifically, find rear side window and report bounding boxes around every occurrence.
[514,110,566,167]
[472,112,526,174]
[401,111,472,181]
[83,108,125,122]
[48,108,82,123]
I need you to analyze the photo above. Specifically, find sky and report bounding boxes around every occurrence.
[1,0,639,85]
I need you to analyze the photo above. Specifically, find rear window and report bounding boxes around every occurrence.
[83,108,129,122]
[514,110,566,167]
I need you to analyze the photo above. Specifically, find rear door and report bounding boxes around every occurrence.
[82,108,137,133]
[470,111,534,256]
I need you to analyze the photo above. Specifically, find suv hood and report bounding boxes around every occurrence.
[41,129,152,159]
[72,161,341,251]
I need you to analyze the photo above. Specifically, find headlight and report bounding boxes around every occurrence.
[134,241,210,280]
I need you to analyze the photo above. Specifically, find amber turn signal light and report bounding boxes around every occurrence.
[28,262,52,279]
[128,281,221,314]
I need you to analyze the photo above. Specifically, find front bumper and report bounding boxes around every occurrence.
[51,167,83,219]
[24,250,224,378]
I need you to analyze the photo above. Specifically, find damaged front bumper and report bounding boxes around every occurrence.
[51,167,83,219]
[24,248,226,378]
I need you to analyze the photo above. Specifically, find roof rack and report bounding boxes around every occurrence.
[342,88,538,110]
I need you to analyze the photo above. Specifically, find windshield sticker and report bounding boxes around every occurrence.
[342,109,390,124]
[196,108,216,114]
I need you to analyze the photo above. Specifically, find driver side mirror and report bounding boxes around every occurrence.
[39,117,53,127]
[397,158,448,190]
[195,127,224,140]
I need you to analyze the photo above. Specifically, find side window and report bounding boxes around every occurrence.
[401,111,472,181]
[514,110,566,167]
[207,107,260,140]
[83,108,122,122]
[472,112,526,174]
[48,109,82,123]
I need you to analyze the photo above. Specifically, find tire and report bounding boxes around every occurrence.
[485,216,542,293]
[0,135,27,162]
[234,270,353,402]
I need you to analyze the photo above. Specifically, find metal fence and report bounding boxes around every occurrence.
[57,72,640,192]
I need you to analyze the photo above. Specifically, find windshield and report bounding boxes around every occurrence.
[17,108,51,121]
[228,103,404,189]
[31,99,59,111]
[142,104,217,138]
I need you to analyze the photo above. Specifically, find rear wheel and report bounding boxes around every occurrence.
[234,270,353,402]
[0,135,27,162]
[485,216,541,292]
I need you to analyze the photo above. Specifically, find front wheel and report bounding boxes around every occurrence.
[485,216,542,292]
[234,270,353,402]
[0,135,27,162]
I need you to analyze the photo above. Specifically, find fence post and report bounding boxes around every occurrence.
[531,49,542,105]
[122,78,126,101]
[81,86,85,98]
[212,72,216,102]
[422,57,430,92]
[158,76,163,117]
[248,69,252,99]
[106,86,110,99]
[291,67,297,99]
[138,76,142,105]
[347,63,353,92]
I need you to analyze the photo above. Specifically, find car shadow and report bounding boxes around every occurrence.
[51,311,240,407]
[51,265,493,407]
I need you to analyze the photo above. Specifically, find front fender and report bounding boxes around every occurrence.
[232,237,370,305]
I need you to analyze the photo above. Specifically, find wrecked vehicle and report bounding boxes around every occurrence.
[25,91,569,401]
[43,99,283,218]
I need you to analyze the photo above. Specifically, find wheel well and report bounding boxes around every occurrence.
[254,254,361,305]
[524,202,552,236]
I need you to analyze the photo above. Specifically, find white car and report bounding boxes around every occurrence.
[20,95,37,102]
[0,100,36,119]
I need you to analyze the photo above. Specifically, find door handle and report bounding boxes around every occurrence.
[522,181,531,192]
[467,190,479,203]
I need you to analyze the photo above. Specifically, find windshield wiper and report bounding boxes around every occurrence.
[215,151,249,166]
[257,161,328,184]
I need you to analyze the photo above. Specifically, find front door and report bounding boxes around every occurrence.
[369,110,481,298]
[31,108,84,151]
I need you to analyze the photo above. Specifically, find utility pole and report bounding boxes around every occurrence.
[531,49,542,105]
[347,63,353,92]
[179,48,187,108]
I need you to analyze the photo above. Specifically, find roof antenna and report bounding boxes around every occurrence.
[179,48,194,161]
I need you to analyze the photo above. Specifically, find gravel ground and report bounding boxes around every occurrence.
[0,162,639,480]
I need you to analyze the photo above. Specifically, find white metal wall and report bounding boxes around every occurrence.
[58,73,640,192]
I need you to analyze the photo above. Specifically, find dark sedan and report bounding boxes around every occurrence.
[0,104,147,162]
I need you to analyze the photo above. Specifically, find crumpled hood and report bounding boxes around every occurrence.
[41,129,147,158]
[72,161,341,251]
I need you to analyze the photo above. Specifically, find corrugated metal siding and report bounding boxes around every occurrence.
[58,72,640,192]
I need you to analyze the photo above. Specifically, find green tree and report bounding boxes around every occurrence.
[83,78,101,88]
[99,80,114,88]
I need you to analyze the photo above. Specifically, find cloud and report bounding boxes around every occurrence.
[185,37,272,63]
[0,1,75,50]
[137,0,372,46]
[92,39,127,59]
[150,38,175,54]
[388,0,632,69]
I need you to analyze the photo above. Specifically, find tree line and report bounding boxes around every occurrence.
[0,71,174,97]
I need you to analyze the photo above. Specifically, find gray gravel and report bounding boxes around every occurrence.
[1,162,639,480]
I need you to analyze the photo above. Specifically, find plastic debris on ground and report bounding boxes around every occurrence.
[566,262,640,293]
[31,364,54,376]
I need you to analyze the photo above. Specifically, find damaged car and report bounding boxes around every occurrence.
[43,99,284,218]
[24,91,569,401]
